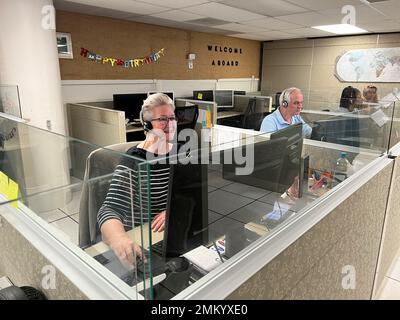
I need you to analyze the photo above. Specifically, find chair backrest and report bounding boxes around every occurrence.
[241,98,264,130]
[78,141,140,248]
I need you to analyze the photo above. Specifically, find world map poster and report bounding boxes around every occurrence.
[335,48,400,83]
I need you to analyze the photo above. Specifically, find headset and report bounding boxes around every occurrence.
[279,87,299,108]
[140,109,153,133]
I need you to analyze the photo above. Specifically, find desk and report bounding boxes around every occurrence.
[84,223,164,257]
[217,110,243,120]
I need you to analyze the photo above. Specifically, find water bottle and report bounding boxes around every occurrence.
[332,152,351,187]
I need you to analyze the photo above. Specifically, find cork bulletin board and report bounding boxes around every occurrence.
[56,11,261,80]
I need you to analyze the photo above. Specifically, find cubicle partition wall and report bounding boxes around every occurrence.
[0,98,400,300]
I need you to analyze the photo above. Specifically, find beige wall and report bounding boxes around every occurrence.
[261,33,400,110]
[228,161,393,299]
[374,154,400,296]
[56,11,261,81]
[0,217,87,300]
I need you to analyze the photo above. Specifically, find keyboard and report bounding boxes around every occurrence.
[150,241,164,256]
[93,247,167,287]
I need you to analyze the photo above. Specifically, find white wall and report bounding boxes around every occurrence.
[0,0,65,134]
[61,78,260,103]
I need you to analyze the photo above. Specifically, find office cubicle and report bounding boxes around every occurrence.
[0,96,399,299]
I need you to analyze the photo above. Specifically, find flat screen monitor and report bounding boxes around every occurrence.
[234,90,246,95]
[147,91,174,101]
[113,93,147,123]
[193,90,214,101]
[311,116,362,147]
[222,123,303,194]
[162,161,209,258]
[271,123,303,192]
[215,90,234,109]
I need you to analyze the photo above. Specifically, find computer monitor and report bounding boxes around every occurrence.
[215,90,234,109]
[113,93,147,123]
[193,90,214,101]
[234,90,246,95]
[222,123,303,194]
[162,161,209,258]
[311,115,362,147]
[148,91,174,101]
[271,123,303,193]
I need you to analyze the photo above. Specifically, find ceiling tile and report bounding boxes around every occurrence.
[187,17,230,26]
[136,0,210,9]
[285,0,361,11]
[241,17,302,30]
[216,0,308,16]
[276,11,339,27]
[55,0,141,18]
[64,0,170,15]
[358,20,400,33]
[371,0,400,20]
[150,9,205,21]
[230,33,273,41]
[182,2,267,22]
[320,4,387,24]
[284,27,334,37]
[212,23,267,33]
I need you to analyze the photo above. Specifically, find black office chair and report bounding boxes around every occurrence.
[241,98,265,130]
[175,105,199,132]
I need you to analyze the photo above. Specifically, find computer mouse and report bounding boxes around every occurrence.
[166,257,190,273]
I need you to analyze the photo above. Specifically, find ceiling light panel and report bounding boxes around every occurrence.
[150,9,206,21]
[182,2,266,22]
[64,0,170,15]
[312,24,368,34]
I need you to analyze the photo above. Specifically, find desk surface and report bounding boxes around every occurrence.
[85,223,164,257]
[217,110,243,119]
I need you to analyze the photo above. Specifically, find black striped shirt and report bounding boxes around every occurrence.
[97,146,170,230]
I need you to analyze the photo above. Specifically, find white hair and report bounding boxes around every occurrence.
[279,87,302,107]
[140,93,175,124]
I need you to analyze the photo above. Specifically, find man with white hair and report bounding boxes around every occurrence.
[260,87,312,138]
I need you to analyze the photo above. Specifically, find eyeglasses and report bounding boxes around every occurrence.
[151,116,177,126]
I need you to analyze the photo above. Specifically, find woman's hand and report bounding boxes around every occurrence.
[151,211,166,232]
[109,233,144,269]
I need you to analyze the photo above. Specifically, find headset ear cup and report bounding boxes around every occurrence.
[144,121,153,132]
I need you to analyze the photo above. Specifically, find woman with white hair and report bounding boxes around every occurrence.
[97,93,177,267]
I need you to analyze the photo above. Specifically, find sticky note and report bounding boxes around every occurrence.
[197,93,203,100]
[206,109,212,128]
[6,178,19,208]
[0,171,8,196]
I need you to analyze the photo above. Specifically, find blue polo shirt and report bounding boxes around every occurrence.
[260,108,312,138]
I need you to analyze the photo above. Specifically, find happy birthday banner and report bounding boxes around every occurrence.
[80,47,165,68]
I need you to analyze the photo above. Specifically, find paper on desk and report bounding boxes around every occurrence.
[370,109,389,127]
[183,245,222,272]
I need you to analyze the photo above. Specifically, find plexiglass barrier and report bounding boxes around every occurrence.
[0,106,397,299]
